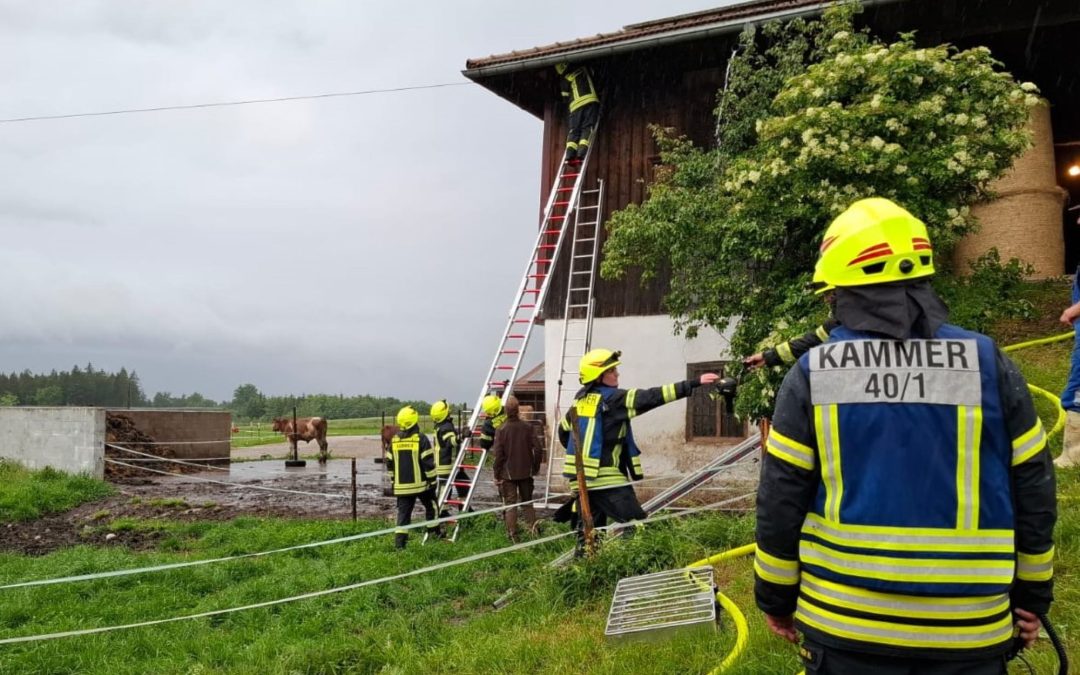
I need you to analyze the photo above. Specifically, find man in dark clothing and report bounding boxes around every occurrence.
[756,198,1056,674]
[386,406,440,549]
[555,62,600,164]
[492,396,543,542]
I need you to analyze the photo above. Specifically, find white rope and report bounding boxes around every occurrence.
[0,484,572,590]
[0,479,748,591]
[107,444,232,471]
[108,440,230,445]
[104,460,350,500]
[0,492,754,645]
[0,531,576,645]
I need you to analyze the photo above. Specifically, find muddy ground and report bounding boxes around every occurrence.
[5,436,757,556]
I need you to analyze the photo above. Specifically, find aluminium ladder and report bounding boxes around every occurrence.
[541,179,605,505]
[430,145,599,543]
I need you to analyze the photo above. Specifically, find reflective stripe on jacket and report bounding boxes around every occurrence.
[387,426,435,496]
[755,321,1056,658]
[434,419,458,477]
[559,66,599,112]
[558,380,698,489]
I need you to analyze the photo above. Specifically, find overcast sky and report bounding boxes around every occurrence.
[0,0,737,404]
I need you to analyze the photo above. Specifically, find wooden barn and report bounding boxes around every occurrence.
[465,0,1080,470]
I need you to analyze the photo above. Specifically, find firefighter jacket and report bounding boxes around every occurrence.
[558,379,702,489]
[559,65,599,112]
[763,318,840,367]
[386,425,436,496]
[434,418,459,478]
[755,323,1057,659]
[479,410,508,452]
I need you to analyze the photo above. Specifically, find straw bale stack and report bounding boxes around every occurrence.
[954,104,1067,278]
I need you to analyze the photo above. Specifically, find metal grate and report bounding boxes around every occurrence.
[605,566,716,641]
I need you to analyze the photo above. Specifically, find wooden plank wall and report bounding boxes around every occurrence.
[540,43,728,320]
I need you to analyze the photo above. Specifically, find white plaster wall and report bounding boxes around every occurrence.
[544,315,742,476]
[0,407,105,478]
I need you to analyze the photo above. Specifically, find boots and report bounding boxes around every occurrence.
[394,533,408,550]
[1055,410,1080,468]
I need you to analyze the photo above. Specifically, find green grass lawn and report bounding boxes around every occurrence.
[0,460,114,522]
[231,417,445,449]
[1,282,1077,673]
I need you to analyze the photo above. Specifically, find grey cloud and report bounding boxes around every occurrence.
[1,0,734,402]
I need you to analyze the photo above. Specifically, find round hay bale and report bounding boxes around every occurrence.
[955,104,1066,278]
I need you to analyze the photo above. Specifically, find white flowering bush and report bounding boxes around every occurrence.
[602,2,1039,420]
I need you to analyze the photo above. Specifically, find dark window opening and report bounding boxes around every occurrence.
[686,361,745,440]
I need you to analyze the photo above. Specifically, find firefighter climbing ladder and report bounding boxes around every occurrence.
[540,179,605,505]
[431,141,599,543]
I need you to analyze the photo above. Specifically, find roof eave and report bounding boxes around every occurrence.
[463,0,900,81]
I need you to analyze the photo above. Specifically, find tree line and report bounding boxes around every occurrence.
[0,366,436,421]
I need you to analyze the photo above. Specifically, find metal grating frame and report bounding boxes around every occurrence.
[605,566,716,641]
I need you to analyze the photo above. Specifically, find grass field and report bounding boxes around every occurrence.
[0,460,114,523]
[1,283,1078,673]
[230,417,448,449]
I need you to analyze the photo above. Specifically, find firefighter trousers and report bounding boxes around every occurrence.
[565,102,599,160]
[800,641,1007,674]
[394,487,439,549]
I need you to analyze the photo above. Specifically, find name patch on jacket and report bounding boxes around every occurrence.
[809,339,981,406]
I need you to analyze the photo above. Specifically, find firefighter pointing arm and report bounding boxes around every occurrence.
[755,199,1056,672]
[556,349,717,550]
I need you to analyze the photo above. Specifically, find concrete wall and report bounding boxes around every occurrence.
[107,409,231,462]
[544,315,744,476]
[0,407,105,478]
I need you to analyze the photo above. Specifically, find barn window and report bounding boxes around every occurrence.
[686,361,745,440]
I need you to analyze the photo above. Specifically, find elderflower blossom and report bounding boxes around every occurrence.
[869,136,886,150]
[1020,81,1039,92]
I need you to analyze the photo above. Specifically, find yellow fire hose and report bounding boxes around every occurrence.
[687,331,1073,674]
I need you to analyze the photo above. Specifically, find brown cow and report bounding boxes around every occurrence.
[272,417,330,463]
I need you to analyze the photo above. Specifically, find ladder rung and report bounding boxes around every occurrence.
[572,270,591,275]
[562,172,580,179]
[452,481,471,487]
[573,254,593,259]
[522,290,540,295]
[576,237,596,243]
[533,259,552,264]
[538,244,558,249]
[527,274,546,279]
[556,186,573,192]
[543,229,561,235]
[547,215,566,221]
[495,366,514,370]
[447,499,464,506]
[501,349,520,354]
[508,334,526,338]
[568,304,590,308]
[460,464,479,470]
[518,304,535,309]
[554,201,571,207]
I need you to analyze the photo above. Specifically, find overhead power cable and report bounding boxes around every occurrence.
[0,82,471,125]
